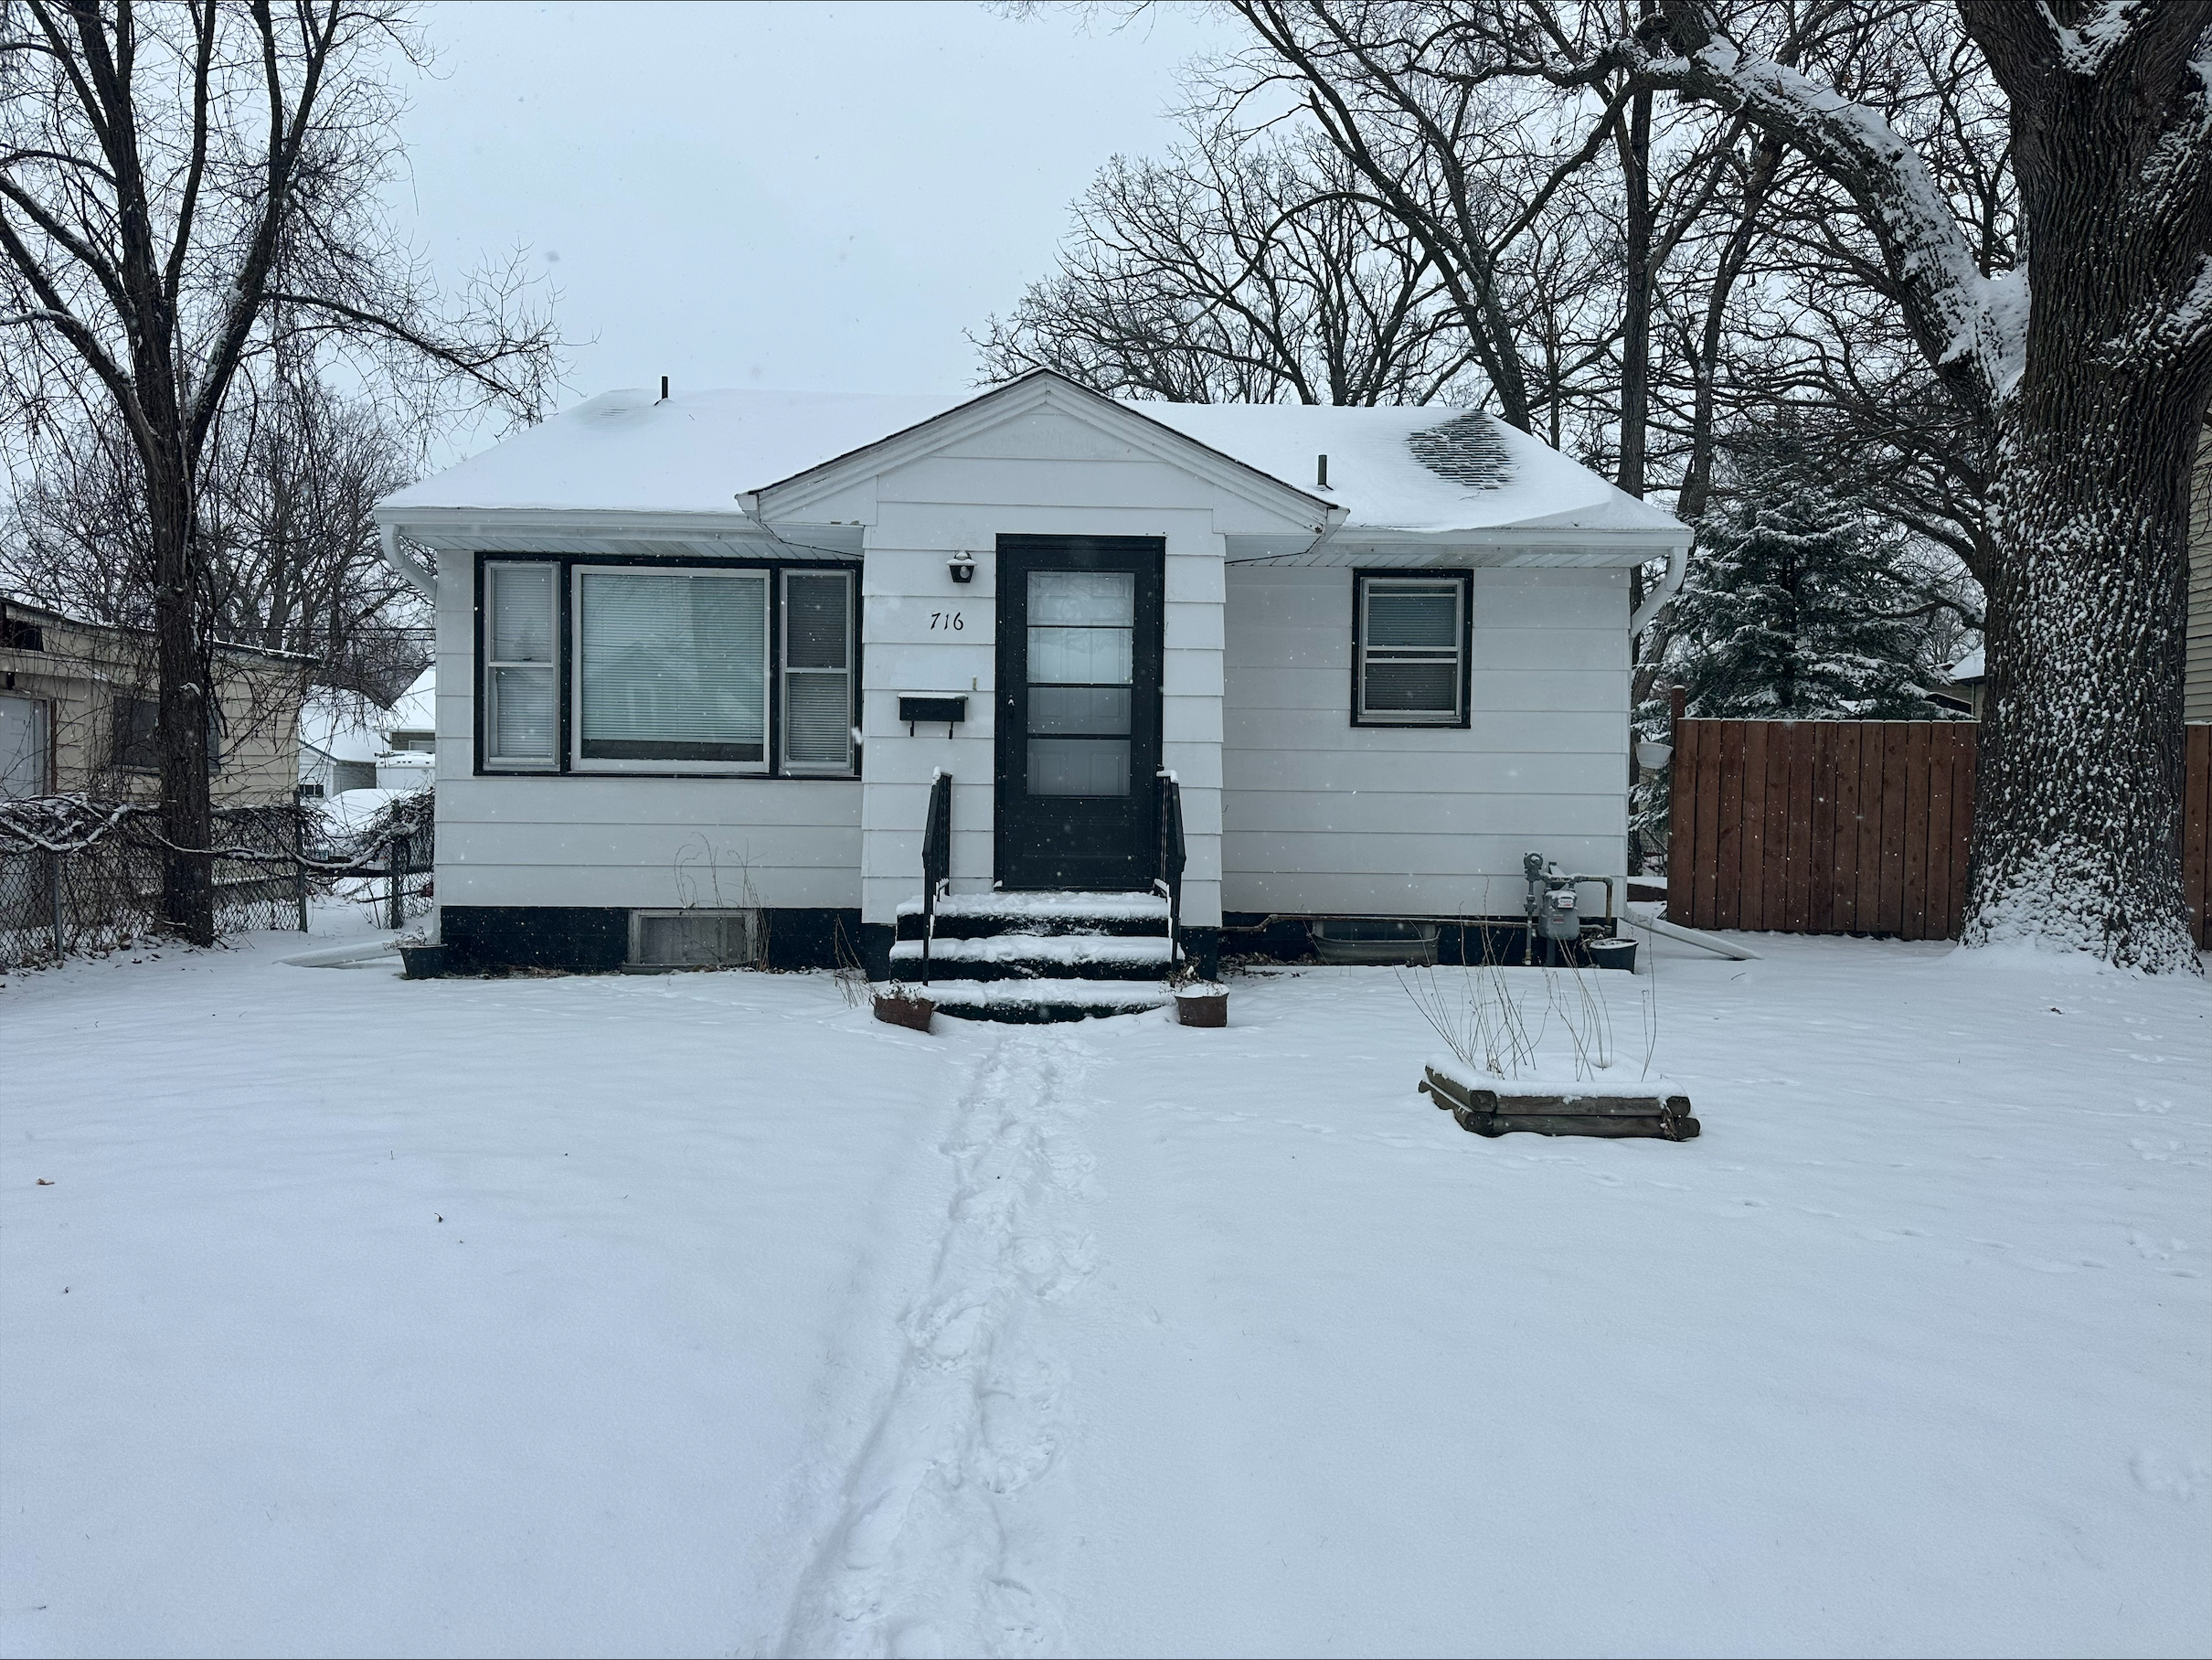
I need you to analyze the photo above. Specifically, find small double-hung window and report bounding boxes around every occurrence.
[479,559,855,775]
[1354,572,1469,726]
[484,562,558,768]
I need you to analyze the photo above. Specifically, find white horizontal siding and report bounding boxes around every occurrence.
[1221,564,1628,918]
[437,775,861,911]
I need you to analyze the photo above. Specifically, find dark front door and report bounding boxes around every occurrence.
[994,535,1164,890]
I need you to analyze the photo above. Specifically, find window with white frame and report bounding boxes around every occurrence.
[1355,572,1468,726]
[780,569,854,773]
[479,557,856,777]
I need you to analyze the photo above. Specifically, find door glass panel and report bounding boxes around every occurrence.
[1026,686,1131,735]
[1027,625,1133,685]
[1028,570,1133,625]
[1025,570,1136,797]
[1027,738,1131,797]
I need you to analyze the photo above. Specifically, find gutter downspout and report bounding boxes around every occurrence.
[1629,539,1687,634]
[380,523,436,600]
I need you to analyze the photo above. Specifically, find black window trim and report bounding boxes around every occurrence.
[1350,568,1473,729]
[472,550,864,782]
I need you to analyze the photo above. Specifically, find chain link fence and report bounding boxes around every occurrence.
[1,791,434,972]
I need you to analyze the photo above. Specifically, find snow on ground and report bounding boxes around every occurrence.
[3,920,2207,1658]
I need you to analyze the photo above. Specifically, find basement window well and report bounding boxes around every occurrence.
[627,909,760,971]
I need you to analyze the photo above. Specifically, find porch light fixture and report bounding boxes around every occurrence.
[949,556,976,584]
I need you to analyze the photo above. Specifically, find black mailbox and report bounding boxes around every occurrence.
[899,695,967,734]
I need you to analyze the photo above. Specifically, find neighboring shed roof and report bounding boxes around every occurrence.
[298,689,389,765]
[384,667,435,737]
[380,372,1683,542]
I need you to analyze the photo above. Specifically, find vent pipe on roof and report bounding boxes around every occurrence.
[1316,453,1330,490]
[658,376,669,402]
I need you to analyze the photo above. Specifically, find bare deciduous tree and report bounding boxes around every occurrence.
[0,0,556,943]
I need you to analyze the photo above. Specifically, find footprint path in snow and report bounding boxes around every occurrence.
[782,1030,1100,1659]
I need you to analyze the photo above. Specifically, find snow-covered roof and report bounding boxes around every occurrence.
[379,373,1682,542]
[299,689,389,764]
[1946,647,1984,683]
[1134,401,1679,537]
[385,667,435,736]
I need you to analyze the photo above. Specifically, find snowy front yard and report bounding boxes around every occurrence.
[4,924,2207,1658]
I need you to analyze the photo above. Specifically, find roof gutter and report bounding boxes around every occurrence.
[381,522,436,600]
[1629,539,1688,634]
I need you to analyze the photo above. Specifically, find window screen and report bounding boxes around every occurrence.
[576,568,768,768]
[484,561,558,768]
[781,569,854,773]
[1356,574,1466,724]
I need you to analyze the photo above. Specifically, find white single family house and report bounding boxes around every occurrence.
[374,370,1687,1015]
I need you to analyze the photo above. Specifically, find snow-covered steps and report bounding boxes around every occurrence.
[888,976,1174,1025]
[888,931,1172,982]
[892,888,1177,1019]
[894,889,1170,939]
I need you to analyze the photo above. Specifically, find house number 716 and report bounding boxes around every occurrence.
[929,612,965,631]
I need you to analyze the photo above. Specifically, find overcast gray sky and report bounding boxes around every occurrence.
[390,2,1233,410]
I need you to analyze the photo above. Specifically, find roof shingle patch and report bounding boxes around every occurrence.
[1406,411,1510,490]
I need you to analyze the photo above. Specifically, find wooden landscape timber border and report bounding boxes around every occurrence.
[1420,1066,1701,1142]
[1666,707,2212,949]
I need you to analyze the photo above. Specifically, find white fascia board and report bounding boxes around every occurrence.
[753,371,1336,536]
[370,505,856,559]
[1228,525,1689,568]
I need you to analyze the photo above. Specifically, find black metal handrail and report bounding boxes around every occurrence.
[1156,770,1186,972]
[920,769,952,983]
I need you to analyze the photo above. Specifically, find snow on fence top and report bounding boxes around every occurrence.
[379,371,1684,541]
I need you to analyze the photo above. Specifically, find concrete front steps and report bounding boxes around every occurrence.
[888,889,1176,1023]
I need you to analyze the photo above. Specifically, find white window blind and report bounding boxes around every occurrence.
[781,569,854,773]
[1358,575,1465,724]
[575,569,768,769]
[484,561,558,767]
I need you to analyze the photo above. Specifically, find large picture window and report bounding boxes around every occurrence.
[576,567,768,770]
[1354,571,1469,726]
[477,556,856,778]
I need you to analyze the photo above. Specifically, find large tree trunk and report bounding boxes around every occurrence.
[1965,332,2201,967]
[1956,2,2212,971]
[148,448,216,947]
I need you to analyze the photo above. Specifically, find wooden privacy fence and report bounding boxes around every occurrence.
[1666,717,2212,947]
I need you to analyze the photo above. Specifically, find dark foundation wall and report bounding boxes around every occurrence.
[440,906,862,974]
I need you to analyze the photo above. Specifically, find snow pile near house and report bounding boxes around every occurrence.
[4,930,2205,1655]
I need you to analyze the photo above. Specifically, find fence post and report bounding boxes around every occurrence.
[388,834,409,931]
[48,848,64,959]
[292,810,309,933]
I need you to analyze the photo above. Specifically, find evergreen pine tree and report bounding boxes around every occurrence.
[1670,440,1951,720]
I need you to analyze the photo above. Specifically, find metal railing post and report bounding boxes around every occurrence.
[920,771,951,984]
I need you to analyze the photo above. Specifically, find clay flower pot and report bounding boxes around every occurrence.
[1175,982,1228,1027]
[873,990,935,1032]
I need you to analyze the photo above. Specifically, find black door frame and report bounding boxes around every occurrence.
[993,534,1165,891]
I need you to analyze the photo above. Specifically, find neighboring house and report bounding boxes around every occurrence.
[375,667,436,793]
[374,370,1688,1002]
[298,688,388,797]
[0,594,309,804]
[1938,645,1984,718]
